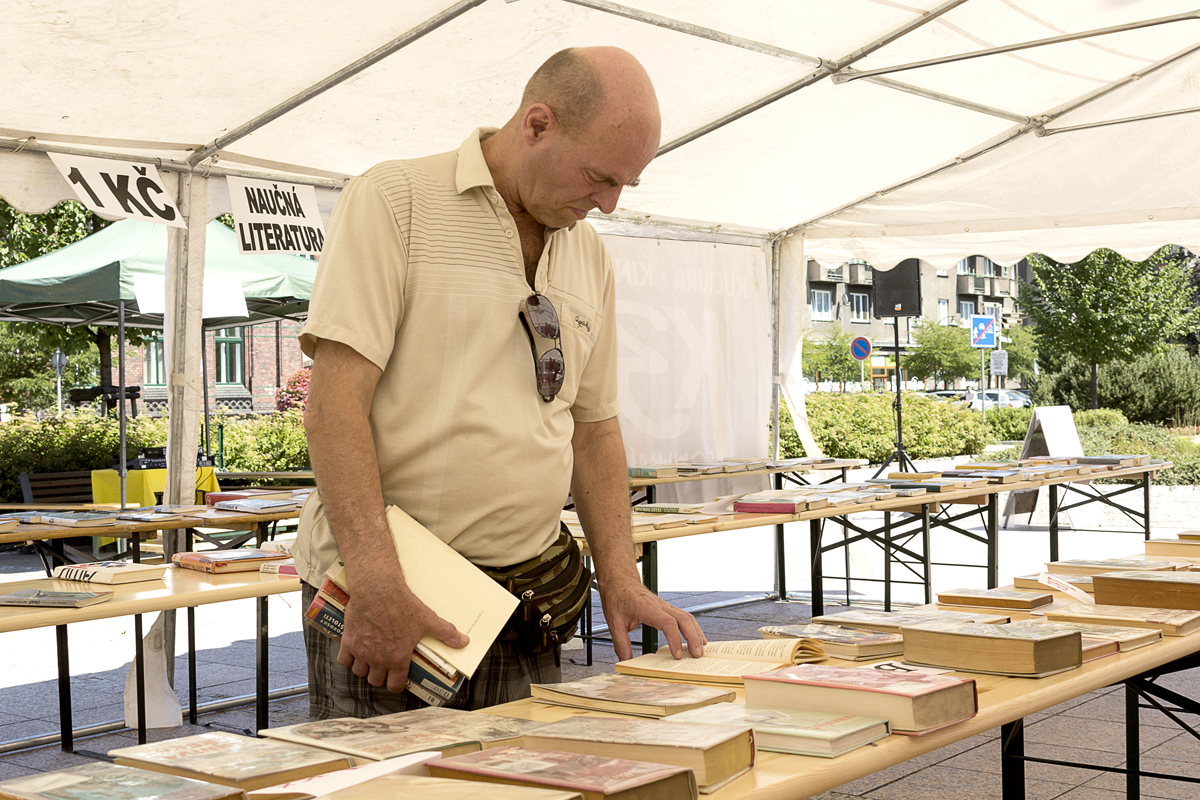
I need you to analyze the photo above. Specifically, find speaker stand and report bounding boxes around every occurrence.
[873,316,917,478]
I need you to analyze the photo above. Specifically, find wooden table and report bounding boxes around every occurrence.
[486,622,1200,799]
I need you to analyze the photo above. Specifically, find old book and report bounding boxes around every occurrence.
[1176,530,1200,541]
[381,707,546,746]
[261,716,481,761]
[1076,455,1149,466]
[204,489,293,505]
[669,702,889,758]
[0,762,243,800]
[521,716,754,793]
[1004,618,1161,652]
[314,773,586,800]
[934,587,1053,610]
[632,503,708,514]
[1044,557,1178,576]
[614,638,824,685]
[117,510,186,523]
[530,673,735,718]
[732,491,811,513]
[757,623,903,661]
[811,608,1009,634]
[1044,603,1200,635]
[1092,570,1200,610]
[900,622,1082,677]
[109,732,353,791]
[887,472,942,480]
[628,465,679,478]
[956,461,1017,470]
[52,561,167,584]
[0,518,17,532]
[0,588,112,607]
[939,469,1025,484]
[172,548,290,574]
[259,560,298,576]
[742,664,977,734]
[1144,538,1200,559]
[41,511,119,528]
[1013,573,1094,593]
[213,498,300,514]
[427,746,698,800]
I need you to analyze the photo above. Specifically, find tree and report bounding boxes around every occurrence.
[1020,247,1200,408]
[999,325,1038,385]
[808,327,862,391]
[0,324,99,413]
[904,320,976,388]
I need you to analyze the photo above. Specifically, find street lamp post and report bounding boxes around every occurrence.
[50,348,68,417]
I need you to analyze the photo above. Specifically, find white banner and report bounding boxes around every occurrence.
[606,236,772,500]
[226,176,326,255]
[47,152,183,227]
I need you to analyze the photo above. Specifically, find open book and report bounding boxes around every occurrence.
[614,638,824,685]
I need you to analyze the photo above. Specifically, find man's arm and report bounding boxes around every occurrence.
[570,416,706,661]
[305,338,467,692]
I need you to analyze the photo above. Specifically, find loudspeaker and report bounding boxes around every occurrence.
[872,258,922,318]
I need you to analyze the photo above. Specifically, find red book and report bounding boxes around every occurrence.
[172,549,289,574]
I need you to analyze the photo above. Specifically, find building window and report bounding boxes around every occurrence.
[811,289,832,322]
[215,328,245,385]
[959,300,976,320]
[982,258,1000,277]
[956,258,973,275]
[938,299,950,325]
[849,292,870,322]
[982,302,1003,324]
[145,334,166,386]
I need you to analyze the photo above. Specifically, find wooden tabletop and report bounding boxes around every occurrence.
[0,567,300,633]
[0,508,303,547]
[627,461,867,490]
[483,602,1200,800]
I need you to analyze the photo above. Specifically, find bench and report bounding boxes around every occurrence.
[18,470,95,505]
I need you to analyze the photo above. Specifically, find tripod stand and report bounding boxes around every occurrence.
[872,316,917,477]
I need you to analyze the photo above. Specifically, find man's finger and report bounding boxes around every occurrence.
[335,644,355,670]
[426,616,470,650]
[657,614,684,659]
[610,621,633,661]
[386,670,408,694]
[366,664,390,688]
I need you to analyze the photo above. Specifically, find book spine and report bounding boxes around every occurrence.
[304,593,345,639]
[733,502,800,513]
[318,577,350,608]
[53,567,109,583]
[259,563,299,575]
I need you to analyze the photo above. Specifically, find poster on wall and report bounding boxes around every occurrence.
[604,235,772,501]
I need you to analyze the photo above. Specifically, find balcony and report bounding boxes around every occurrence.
[989,276,1018,297]
[807,261,846,283]
[957,274,986,295]
[848,263,873,285]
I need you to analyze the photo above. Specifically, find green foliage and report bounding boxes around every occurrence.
[0,200,101,266]
[1034,347,1200,426]
[775,393,992,463]
[984,407,1032,442]
[0,323,101,413]
[803,328,862,388]
[219,411,309,472]
[1001,326,1038,383]
[1074,408,1129,428]
[903,321,976,386]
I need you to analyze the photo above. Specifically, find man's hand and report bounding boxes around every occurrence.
[338,563,469,693]
[599,576,706,662]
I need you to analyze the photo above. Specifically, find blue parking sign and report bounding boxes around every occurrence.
[970,315,996,348]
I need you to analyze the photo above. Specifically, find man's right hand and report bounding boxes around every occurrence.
[337,566,469,694]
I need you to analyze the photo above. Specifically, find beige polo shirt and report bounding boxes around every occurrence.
[294,129,620,583]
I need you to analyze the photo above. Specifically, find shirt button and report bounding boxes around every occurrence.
[505,230,514,239]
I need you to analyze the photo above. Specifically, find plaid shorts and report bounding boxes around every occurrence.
[301,581,561,718]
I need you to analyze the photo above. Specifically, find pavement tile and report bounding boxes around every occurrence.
[831,734,996,794]
[940,739,1126,784]
[1060,688,1193,729]
[1081,752,1200,800]
[1022,713,1179,754]
[1051,787,1138,800]
[0,719,59,745]
[857,764,1074,800]
[3,744,111,772]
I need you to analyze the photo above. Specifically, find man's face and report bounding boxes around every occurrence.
[523,112,658,229]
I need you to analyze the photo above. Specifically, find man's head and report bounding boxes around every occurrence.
[489,46,661,229]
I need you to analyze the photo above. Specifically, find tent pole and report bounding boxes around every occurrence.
[202,332,211,459]
[770,236,782,462]
[118,300,127,510]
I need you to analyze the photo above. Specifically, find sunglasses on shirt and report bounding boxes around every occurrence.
[519,292,565,403]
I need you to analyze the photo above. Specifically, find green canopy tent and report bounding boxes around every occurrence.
[0,218,316,506]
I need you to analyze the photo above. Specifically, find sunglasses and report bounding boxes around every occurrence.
[519,292,565,403]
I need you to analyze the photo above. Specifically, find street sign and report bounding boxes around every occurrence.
[990,350,1009,376]
[850,336,872,361]
[970,314,997,348]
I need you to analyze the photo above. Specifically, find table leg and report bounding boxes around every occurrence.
[774,472,786,600]
[134,613,146,744]
[188,607,198,724]
[641,542,658,654]
[1143,473,1151,541]
[257,595,269,732]
[921,504,932,604]
[1000,719,1026,800]
[1048,483,1060,563]
[1127,682,1140,800]
[809,518,823,616]
[987,492,999,589]
[55,625,72,752]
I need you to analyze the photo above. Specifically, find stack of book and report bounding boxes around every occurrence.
[531,673,735,717]
[900,621,1082,677]
[1044,603,1200,635]
[811,607,1011,633]
[1091,570,1200,610]
[1044,557,1180,576]
[757,623,904,661]
[614,639,825,685]
[935,586,1054,612]
[670,703,890,758]
[172,548,290,574]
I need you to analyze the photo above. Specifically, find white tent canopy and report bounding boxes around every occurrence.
[5,1,1200,499]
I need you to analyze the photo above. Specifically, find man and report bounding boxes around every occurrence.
[294,46,706,718]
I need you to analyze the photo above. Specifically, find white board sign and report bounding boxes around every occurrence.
[990,350,1008,376]
[226,176,325,256]
[47,153,183,227]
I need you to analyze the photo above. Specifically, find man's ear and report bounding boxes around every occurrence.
[522,103,557,145]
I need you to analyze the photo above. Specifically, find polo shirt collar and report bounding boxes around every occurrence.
[454,127,577,232]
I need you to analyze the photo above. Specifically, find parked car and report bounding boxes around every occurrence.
[927,390,966,402]
[968,389,1032,410]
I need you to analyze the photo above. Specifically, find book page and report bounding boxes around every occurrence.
[677,638,814,663]
[618,652,784,678]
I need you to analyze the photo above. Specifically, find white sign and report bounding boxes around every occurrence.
[48,153,183,227]
[990,349,1009,376]
[226,176,325,256]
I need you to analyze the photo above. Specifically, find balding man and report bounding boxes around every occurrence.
[295,47,706,717]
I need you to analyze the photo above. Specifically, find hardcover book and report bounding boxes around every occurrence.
[0,518,19,532]
[51,561,167,585]
[1004,618,1161,651]
[204,489,293,506]
[614,638,824,685]
[427,746,698,800]
[1044,603,1200,635]
[530,673,735,717]
[1143,538,1200,559]
[380,707,546,746]
[258,559,299,576]
[899,621,1082,677]
[212,498,300,514]
[1013,573,1094,593]
[521,716,754,793]
[0,588,112,608]
[41,511,119,528]
[108,731,353,790]
[1091,570,1200,610]
[172,548,290,574]
[316,773,586,800]
[757,623,904,661]
[934,587,1054,610]
[1044,558,1178,576]
[669,703,890,758]
[0,762,242,800]
[117,510,187,523]
[632,503,709,514]
[811,608,1009,634]
[261,716,481,761]
[742,664,977,735]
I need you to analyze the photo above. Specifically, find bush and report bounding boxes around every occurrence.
[776,393,992,463]
[1037,347,1200,426]
[219,410,309,472]
[276,367,311,412]
[984,407,1032,442]
[1073,408,1128,428]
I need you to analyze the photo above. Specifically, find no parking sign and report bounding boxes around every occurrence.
[850,336,872,361]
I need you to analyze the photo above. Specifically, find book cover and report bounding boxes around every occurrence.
[108,731,353,790]
[1005,618,1161,651]
[669,702,890,757]
[614,638,824,685]
[811,608,1010,633]
[376,707,547,745]
[757,623,904,660]
[1045,557,1177,575]
[259,560,298,576]
[530,673,734,717]
[117,510,187,523]
[1013,573,1094,593]
[934,587,1054,610]
[1092,570,1200,610]
[51,561,167,585]
[41,511,120,528]
[1044,603,1200,635]
[632,503,708,514]
[521,716,753,793]
[172,549,290,574]
[204,489,293,506]
[261,716,481,761]
[213,498,299,514]
[315,773,586,800]
[0,762,243,800]
[0,588,112,608]
[899,621,1082,677]
[427,746,698,800]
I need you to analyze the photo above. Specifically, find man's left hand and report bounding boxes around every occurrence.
[599,578,706,662]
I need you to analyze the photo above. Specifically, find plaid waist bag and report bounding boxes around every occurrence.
[479,524,590,650]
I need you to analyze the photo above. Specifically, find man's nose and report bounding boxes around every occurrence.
[593,185,622,214]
